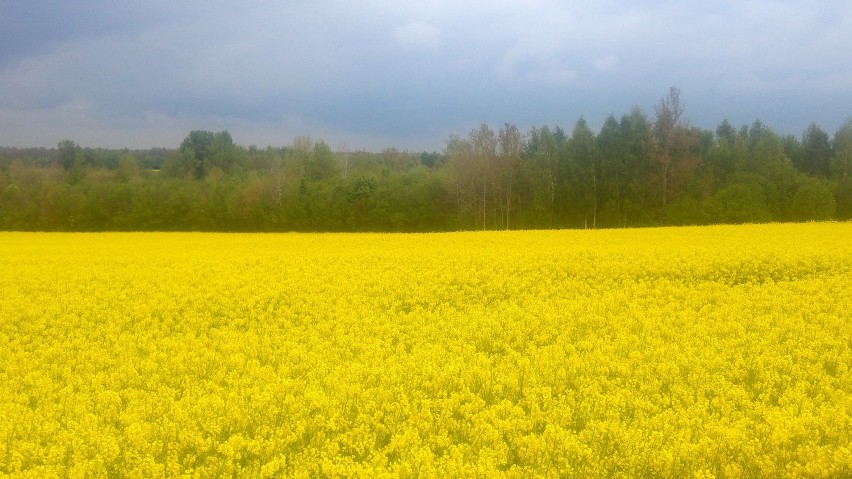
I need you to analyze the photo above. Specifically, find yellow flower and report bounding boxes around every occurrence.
[1,223,850,477]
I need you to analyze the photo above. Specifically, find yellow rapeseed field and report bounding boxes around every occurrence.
[1,223,851,478]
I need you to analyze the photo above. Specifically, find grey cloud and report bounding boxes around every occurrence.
[1,1,851,150]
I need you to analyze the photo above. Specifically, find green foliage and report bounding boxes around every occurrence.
[832,119,852,180]
[420,152,443,168]
[306,140,339,181]
[177,130,242,179]
[705,181,773,224]
[789,179,836,221]
[798,122,832,177]
[664,196,708,225]
[57,139,79,171]
[2,112,850,232]
[115,154,140,182]
[834,180,852,220]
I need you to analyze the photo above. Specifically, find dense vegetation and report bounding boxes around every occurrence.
[1,89,850,231]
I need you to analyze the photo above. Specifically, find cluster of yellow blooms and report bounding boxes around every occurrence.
[1,223,850,478]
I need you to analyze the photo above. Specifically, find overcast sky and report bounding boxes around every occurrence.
[1,0,850,151]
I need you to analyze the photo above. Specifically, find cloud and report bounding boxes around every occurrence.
[593,55,618,73]
[1,1,851,150]
[393,21,441,50]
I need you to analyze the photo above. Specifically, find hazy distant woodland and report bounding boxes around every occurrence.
[1,89,850,232]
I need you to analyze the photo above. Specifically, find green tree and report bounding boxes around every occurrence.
[115,153,140,182]
[470,123,497,229]
[798,122,832,176]
[420,152,443,168]
[444,133,476,228]
[597,115,625,226]
[782,134,802,170]
[570,118,599,228]
[789,178,836,221]
[1,183,26,228]
[178,130,239,179]
[705,181,772,224]
[497,123,523,229]
[705,122,737,183]
[716,119,736,147]
[57,139,79,171]
[653,86,685,207]
[180,130,215,179]
[618,108,656,225]
[525,125,560,227]
[832,119,852,180]
[832,119,852,218]
[306,140,339,181]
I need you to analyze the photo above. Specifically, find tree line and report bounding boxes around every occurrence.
[1,88,850,232]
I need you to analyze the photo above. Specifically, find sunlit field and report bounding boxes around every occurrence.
[1,223,851,478]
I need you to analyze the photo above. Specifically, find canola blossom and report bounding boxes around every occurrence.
[1,223,851,478]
